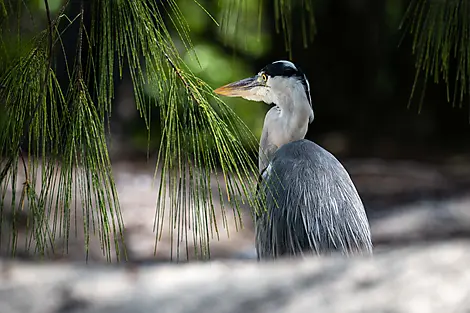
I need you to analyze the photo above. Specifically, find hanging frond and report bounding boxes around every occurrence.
[0,41,54,257]
[0,0,125,261]
[1,0,264,261]
[401,0,470,110]
[153,54,262,260]
[91,0,262,260]
[218,0,316,55]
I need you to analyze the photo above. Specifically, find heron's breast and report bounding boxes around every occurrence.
[272,122,308,148]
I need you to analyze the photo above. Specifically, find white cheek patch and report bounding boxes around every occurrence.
[241,86,268,102]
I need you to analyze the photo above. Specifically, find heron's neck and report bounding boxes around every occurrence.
[259,92,313,173]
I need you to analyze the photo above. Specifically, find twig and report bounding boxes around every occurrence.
[0,158,14,184]
[19,148,29,184]
[76,0,84,79]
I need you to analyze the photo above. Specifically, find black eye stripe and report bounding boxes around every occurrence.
[260,61,312,106]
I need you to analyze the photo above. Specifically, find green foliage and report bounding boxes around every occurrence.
[218,0,316,56]
[170,0,270,141]
[273,0,316,52]
[0,0,267,261]
[153,59,262,258]
[0,2,124,260]
[401,0,470,110]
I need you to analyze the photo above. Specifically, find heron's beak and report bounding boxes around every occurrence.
[213,76,263,98]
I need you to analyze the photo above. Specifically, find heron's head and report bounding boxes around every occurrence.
[214,60,312,110]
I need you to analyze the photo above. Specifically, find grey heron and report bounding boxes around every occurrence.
[214,60,373,259]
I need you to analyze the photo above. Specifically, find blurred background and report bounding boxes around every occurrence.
[1,0,470,262]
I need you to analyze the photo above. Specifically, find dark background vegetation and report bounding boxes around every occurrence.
[263,0,470,162]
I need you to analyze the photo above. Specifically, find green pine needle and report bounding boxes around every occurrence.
[217,0,316,55]
[401,0,470,111]
[0,0,271,261]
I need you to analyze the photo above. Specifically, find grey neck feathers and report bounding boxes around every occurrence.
[258,91,313,174]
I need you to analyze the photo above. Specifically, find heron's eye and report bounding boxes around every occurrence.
[261,73,268,82]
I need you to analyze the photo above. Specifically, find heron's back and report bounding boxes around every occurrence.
[256,139,372,259]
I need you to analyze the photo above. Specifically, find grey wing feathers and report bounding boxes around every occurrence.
[255,139,373,259]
